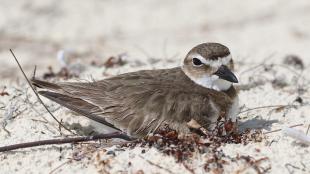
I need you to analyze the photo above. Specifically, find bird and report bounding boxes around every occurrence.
[31,43,239,138]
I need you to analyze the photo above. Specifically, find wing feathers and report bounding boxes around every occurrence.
[32,79,62,91]
[38,91,120,131]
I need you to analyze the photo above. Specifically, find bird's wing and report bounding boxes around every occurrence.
[58,82,216,136]
[38,90,120,131]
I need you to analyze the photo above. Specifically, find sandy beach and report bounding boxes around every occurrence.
[0,0,310,173]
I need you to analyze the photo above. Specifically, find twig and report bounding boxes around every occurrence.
[183,162,195,174]
[239,104,297,114]
[236,81,266,91]
[49,159,72,174]
[285,163,302,174]
[239,52,275,76]
[139,155,174,174]
[306,124,310,135]
[1,102,16,136]
[273,64,308,83]
[9,49,75,135]
[264,124,303,134]
[236,156,270,174]
[23,87,50,123]
[0,132,133,152]
[49,145,101,174]
[134,45,152,59]
[31,119,49,124]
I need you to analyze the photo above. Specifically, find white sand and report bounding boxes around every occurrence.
[1,0,310,173]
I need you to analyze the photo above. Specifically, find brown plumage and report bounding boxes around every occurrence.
[32,43,239,138]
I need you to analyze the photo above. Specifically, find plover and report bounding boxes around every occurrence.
[32,43,239,137]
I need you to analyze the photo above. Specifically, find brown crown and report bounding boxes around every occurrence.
[187,43,230,60]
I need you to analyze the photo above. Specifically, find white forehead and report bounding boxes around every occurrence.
[189,53,232,68]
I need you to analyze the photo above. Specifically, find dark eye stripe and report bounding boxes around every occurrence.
[192,58,203,66]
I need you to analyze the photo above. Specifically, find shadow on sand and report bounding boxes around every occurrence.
[238,118,279,132]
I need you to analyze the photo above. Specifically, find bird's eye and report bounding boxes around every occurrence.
[192,58,203,66]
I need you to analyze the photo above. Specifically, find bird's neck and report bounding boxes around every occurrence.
[222,85,237,99]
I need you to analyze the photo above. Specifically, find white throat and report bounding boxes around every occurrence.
[183,69,232,91]
[195,75,232,91]
[211,77,232,91]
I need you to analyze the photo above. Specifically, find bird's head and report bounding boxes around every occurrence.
[182,43,238,91]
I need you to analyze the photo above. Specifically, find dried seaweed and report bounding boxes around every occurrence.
[115,121,265,173]
[43,66,79,80]
[103,54,127,68]
[0,86,9,96]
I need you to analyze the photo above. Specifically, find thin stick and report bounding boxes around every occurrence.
[239,52,275,76]
[0,132,133,152]
[239,105,296,114]
[9,49,74,135]
[139,155,174,174]
[264,124,303,134]
[50,144,103,174]
[236,81,266,91]
[49,159,72,174]
[182,162,195,174]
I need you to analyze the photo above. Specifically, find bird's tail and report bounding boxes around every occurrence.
[31,78,121,131]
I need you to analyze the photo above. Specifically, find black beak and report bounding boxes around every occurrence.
[213,65,238,83]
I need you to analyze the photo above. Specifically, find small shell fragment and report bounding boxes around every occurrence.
[187,119,202,129]
[282,127,310,145]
